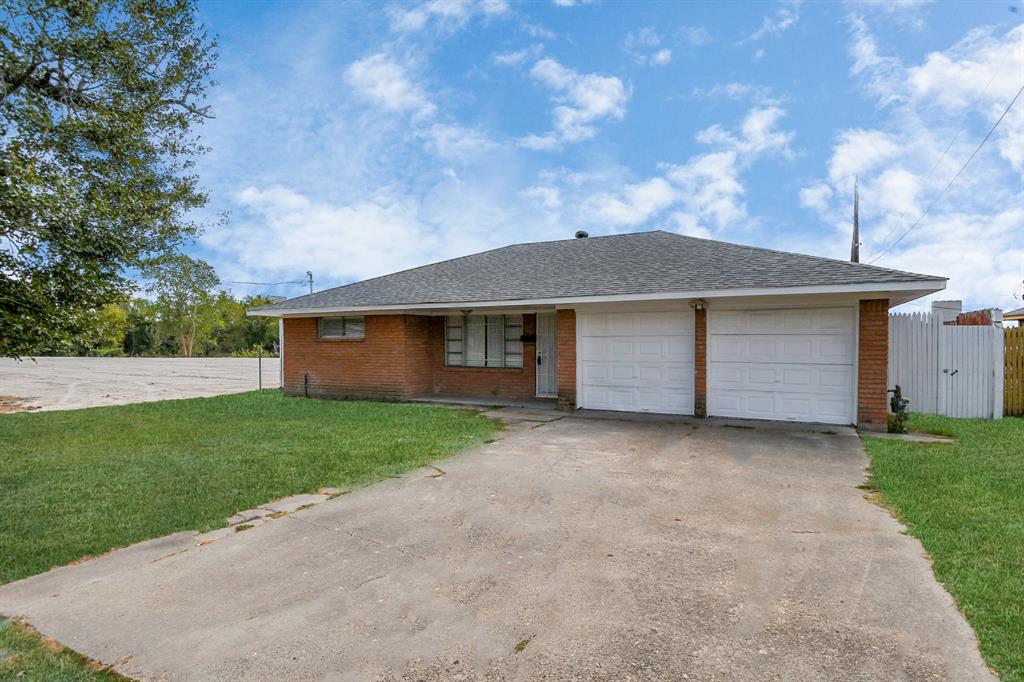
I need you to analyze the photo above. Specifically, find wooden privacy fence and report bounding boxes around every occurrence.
[1006,327,1024,416]
[889,312,1004,419]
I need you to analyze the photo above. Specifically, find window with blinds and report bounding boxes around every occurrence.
[317,316,366,339]
[445,315,523,368]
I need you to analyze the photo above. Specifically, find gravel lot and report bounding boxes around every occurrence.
[0,357,280,412]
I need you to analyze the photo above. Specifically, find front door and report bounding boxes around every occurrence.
[535,312,558,398]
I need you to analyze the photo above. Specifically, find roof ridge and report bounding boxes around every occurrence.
[653,230,947,281]
[276,230,664,305]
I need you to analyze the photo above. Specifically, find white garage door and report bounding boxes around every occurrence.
[709,307,856,425]
[578,310,695,415]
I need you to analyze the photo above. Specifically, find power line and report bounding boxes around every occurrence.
[869,82,1024,265]
[870,72,999,251]
[221,280,306,286]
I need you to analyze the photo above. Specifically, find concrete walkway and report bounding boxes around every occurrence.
[0,414,992,680]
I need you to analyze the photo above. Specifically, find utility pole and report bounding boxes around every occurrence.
[306,271,313,294]
[851,176,860,263]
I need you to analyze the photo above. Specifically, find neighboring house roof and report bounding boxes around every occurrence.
[1005,307,1024,320]
[251,230,945,314]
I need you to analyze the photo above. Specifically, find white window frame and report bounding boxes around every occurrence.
[445,314,523,368]
[317,316,366,340]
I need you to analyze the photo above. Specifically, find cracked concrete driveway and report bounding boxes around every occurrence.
[0,411,992,681]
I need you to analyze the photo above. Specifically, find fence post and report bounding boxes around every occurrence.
[993,327,1004,419]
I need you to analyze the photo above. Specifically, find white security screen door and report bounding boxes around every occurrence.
[536,312,558,397]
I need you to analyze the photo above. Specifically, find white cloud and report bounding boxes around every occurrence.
[826,129,900,185]
[219,186,437,283]
[388,0,508,34]
[561,106,794,232]
[803,20,1024,309]
[418,123,500,161]
[846,15,905,105]
[520,21,557,39]
[799,183,833,213]
[678,25,711,48]
[651,48,672,65]
[845,0,933,30]
[553,0,593,6]
[695,106,794,156]
[745,2,800,42]
[584,177,677,227]
[623,27,673,66]
[344,53,436,119]
[692,82,781,106]
[520,58,629,149]
[520,185,562,211]
[493,43,544,66]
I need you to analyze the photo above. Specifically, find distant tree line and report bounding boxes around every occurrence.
[65,293,280,358]
[28,254,280,358]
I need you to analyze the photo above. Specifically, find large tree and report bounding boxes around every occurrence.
[144,253,217,357]
[0,0,216,357]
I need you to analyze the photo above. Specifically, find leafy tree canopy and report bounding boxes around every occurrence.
[143,253,217,357]
[0,0,216,357]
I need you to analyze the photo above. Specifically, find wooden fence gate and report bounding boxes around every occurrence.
[889,312,1004,419]
[1006,327,1024,416]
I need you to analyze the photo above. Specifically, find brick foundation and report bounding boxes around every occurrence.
[694,307,707,417]
[857,299,889,430]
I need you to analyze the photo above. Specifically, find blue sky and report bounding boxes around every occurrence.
[188,0,1023,312]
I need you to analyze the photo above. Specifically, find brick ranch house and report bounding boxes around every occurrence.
[249,230,945,430]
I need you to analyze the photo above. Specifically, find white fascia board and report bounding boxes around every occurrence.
[246,279,947,318]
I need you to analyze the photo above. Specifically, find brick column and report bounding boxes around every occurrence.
[556,309,576,410]
[858,299,889,431]
[694,307,707,417]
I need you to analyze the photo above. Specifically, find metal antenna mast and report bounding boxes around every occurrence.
[851,176,860,263]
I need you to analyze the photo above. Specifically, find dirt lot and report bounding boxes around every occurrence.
[0,357,280,412]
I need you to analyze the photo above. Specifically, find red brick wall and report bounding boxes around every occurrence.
[556,309,576,410]
[955,309,994,326]
[694,307,707,417]
[282,313,540,402]
[282,315,432,400]
[858,299,889,430]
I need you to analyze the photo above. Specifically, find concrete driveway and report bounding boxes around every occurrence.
[0,412,991,680]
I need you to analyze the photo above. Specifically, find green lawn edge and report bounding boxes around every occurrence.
[862,414,1024,681]
[0,619,127,681]
[0,391,500,586]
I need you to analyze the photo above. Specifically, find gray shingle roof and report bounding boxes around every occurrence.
[252,230,944,313]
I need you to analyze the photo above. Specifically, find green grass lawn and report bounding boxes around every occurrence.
[0,620,125,681]
[863,414,1024,681]
[0,391,498,586]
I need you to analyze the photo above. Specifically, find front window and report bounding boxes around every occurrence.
[318,316,365,339]
[445,315,523,368]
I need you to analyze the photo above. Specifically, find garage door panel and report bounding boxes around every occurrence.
[711,307,856,335]
[582,311,693,337]
[712,391,854,423]
[710,362,852,395]
[578,310,695,416]
[709,307,855,425]
[711,335,854,364]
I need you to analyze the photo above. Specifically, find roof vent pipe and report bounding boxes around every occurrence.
[575,230,589,239]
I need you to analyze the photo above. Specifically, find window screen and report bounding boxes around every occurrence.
[445,314,523,368]
[318,316,366,339]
